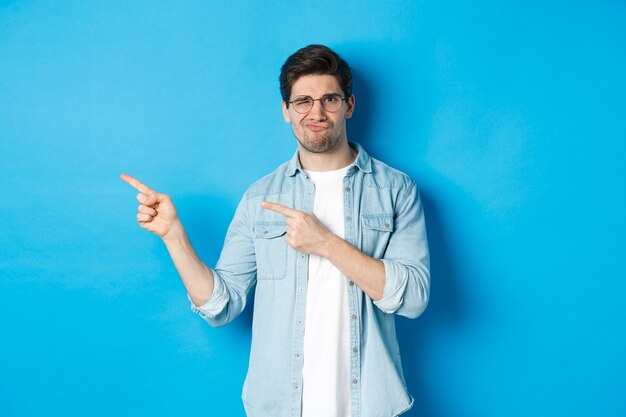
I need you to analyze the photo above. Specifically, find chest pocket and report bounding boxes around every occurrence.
[361,213,394,257]
[253,221,288,280]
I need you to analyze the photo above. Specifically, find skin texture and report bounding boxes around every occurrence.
[282,74,356,171]
[121,74,386,305]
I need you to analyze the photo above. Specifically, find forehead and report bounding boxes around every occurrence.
[290,74,342,98]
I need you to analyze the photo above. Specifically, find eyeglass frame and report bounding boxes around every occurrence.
[287,93,348,114]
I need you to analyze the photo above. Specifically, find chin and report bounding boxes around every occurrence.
[299,136,340,154]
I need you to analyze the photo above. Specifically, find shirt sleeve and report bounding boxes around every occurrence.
[188,267,228,318]
[188,192,257,327]
[373,182,430,318]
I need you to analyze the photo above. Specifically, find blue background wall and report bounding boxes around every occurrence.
[1,1,625,416]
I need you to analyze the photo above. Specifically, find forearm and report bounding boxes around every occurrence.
[260,201,386,301]
[322,234,385,301]
[162,220,215,306]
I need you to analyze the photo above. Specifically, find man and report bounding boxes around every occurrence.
[122,44,429,417]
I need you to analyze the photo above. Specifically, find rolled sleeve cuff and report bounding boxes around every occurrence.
[374,259,410,314]
[188,269,229,319]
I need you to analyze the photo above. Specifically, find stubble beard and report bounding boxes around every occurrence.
[295,122,345,154]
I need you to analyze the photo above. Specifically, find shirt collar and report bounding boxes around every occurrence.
[285,142,372,177]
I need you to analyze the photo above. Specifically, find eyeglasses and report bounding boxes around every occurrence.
[288,93,346,114]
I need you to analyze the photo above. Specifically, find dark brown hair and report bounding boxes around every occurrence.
[279,44,353,106]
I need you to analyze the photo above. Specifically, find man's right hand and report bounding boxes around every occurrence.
[120,173,180,239]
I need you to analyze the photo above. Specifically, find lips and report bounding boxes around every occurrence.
[305,123,329,132]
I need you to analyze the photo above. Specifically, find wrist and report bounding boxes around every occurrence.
[162,220,185,245]
[320,232,343,259]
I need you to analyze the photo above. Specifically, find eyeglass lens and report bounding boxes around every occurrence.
[291,94,344,113]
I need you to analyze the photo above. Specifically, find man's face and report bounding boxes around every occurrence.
[282,74,355,154]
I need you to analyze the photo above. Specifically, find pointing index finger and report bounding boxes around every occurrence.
[120,173,153,194]
[261,201,299,217]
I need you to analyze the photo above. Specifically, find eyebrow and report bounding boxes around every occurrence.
[292,92,342,98]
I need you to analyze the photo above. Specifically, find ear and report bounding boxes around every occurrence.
[282,101,291,123]
[345,95,355,119]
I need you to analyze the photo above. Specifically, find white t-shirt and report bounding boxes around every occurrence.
[301,166,351,417]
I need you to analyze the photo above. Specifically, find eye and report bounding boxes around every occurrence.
[323,94,340,103]
[292,96,312,105]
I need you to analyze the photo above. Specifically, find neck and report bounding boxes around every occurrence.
[298,140,356,172]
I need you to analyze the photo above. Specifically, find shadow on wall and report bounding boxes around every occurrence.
[396,186,467,417]
[348,69,371,149]
[350,68,473,417]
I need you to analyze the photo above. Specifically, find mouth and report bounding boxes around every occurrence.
[304,123,329,132]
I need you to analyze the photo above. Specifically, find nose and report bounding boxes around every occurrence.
[307,99,326,120]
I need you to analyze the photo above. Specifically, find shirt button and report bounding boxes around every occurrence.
[295,353,300,358]
[294,384,299,390]
[299,287,303,292]
[345,187,351,192]
[346,216,351,221]
[297,320,302,325]
[300,255,304,259]
[352,379,358,384]
[384,223,390,228]
[352,347,358,353]
[351,314,357,320]
[349,281,354,286]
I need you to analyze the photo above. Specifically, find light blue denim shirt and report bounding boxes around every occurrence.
[191,143,430,417]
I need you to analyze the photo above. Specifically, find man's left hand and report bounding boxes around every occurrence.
[261,201,336,257]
